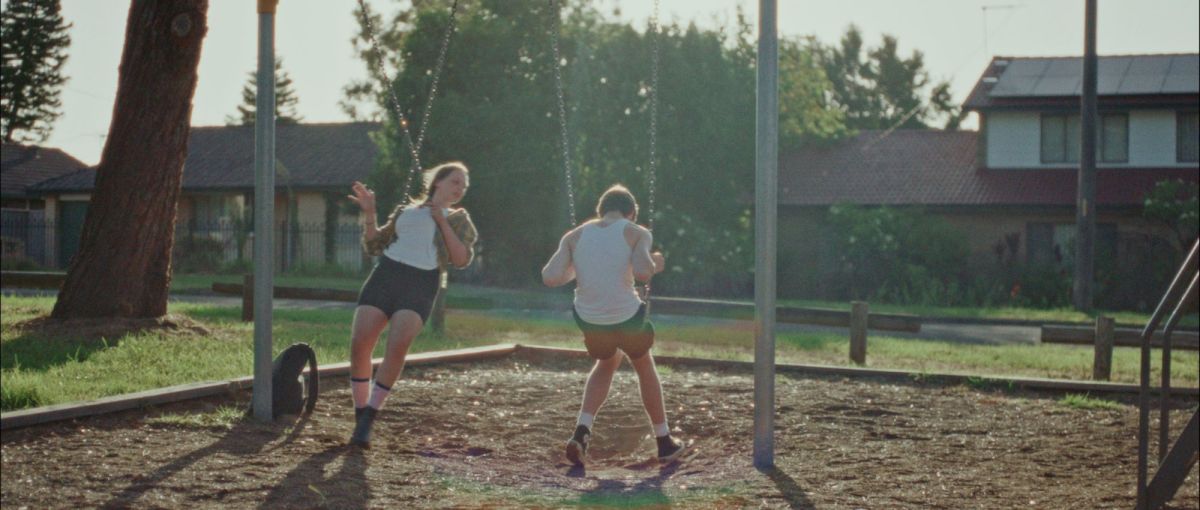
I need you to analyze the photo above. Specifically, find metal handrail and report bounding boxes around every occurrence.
[1136,240,1198,510]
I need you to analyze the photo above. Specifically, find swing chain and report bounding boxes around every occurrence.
[647,0,660,233]
[550,0,577,227]
[356,0,460,204]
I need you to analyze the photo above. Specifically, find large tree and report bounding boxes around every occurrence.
[52,0,208,319]
[817,25,965,131]
[0,0,71,143]
[346,0,846,294]
[225,58,302,126]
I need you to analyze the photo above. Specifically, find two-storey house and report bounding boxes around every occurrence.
[778,53,1199,306]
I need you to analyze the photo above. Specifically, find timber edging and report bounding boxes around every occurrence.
[3,343,1197,431]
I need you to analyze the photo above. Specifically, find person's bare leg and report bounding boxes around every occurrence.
[628,352,667,428]
[369,310,424,407]
[567,352,622,465]
[630,352,686,462]
[351,310,422,448]
[349,305,389,410]
[579,352,623,418]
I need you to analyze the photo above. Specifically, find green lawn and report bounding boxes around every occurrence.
[3,295,1196,412]
[169,273,1197,328]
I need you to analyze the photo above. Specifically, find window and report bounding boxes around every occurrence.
[1041,115,1078,163]
[1040,113,1127,164]
[1100,113,1128,163]
[1179,111,1199,163]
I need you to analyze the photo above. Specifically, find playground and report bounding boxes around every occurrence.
[2,350,1197,509]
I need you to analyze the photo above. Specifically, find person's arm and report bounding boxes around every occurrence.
[428,204,471,268]
[542,229,578,287]
[630,227,657,282]
[348,181,381,242]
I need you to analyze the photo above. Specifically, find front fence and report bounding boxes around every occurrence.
[1,217,371,274]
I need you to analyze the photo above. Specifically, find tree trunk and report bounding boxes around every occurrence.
[51,0,208,319]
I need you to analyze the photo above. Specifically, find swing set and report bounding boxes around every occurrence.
[249,0,782,469]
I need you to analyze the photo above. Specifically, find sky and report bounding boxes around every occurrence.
[12,0,1200,165]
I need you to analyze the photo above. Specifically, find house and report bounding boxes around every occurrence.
[30,122,381,270]
[0,143,89,267]
[779,53,1199,306]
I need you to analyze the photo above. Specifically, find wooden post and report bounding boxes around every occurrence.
[850,301,868,365]
[242,273,254,322]
[430,272,447,335]
[1093,315,1114,381]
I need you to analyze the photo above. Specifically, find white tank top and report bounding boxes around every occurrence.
[382,205,444,270]
[572,218,642,325]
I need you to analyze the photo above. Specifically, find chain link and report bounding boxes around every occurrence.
[647,0,660,233]
[357,0,459,204]
[549,0,577,227]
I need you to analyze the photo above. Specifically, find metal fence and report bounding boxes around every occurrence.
[1,216,370,273]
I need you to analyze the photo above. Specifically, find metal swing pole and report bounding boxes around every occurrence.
[753,0,779,468]
[252,0,279,422]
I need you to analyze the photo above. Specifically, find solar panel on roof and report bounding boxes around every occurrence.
[989,54,1198,97]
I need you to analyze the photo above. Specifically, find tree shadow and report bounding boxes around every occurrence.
[259,445,369,509]
[759,466,815,510]
[99,418,284,509]
[2,314,209,372]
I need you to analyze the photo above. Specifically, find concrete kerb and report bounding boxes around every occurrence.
[2,342,1196,431]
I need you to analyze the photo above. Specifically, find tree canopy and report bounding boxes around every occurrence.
[0,0,71,143]
[226,58,303,126]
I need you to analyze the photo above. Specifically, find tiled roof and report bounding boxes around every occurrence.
[780,129,1199,207]
[1,143,89,198]
[31,122,382,193]
[965,53,1200,110]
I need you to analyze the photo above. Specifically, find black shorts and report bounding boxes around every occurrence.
[573,304,655,360]
[356,256,441,323]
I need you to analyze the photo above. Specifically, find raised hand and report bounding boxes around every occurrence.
[348,181,376,214]
[651,251,666,274]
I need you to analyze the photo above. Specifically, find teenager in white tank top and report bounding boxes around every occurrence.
[572,217,643,324]
[541,184,688,465]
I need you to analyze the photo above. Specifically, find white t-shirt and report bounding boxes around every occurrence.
[572,219,642,325]
[382,205,445,270]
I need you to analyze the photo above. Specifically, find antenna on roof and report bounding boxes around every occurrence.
[981,4,1022,57]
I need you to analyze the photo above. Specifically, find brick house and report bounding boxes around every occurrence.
[779,53,1199,306]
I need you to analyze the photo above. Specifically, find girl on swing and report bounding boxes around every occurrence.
[541,184,688,466]
[346,162,478,448]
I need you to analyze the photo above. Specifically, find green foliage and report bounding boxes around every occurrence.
[815,25,963,131]
[147,405,246,429]
[1059,393,1122,411]
[825,204,970,304]
[0,0,71,143]
[225,58,303,126]
[1143,178,1200,250]
[171,235,227,273]
[347,0,847,292]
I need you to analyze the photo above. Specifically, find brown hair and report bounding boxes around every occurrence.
[595,184,638,219]
[418,161,469,201]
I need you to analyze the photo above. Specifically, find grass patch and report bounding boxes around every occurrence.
[2,296,1197,412]
[147,404,247,429]
[1059,393,1123,411]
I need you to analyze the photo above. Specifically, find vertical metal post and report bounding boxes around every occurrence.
[1073,0,1097,312]
[753,0,778,469]
[252,0,279,422]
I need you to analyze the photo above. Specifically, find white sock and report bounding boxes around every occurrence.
[367,381,391,410]
[577,412,595,429]
[652,422,670,438]
[351,377,370,409]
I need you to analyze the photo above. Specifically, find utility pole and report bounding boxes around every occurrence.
[1073,0,1097,312]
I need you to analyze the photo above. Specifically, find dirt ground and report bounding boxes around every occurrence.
[2,355,1197,509]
